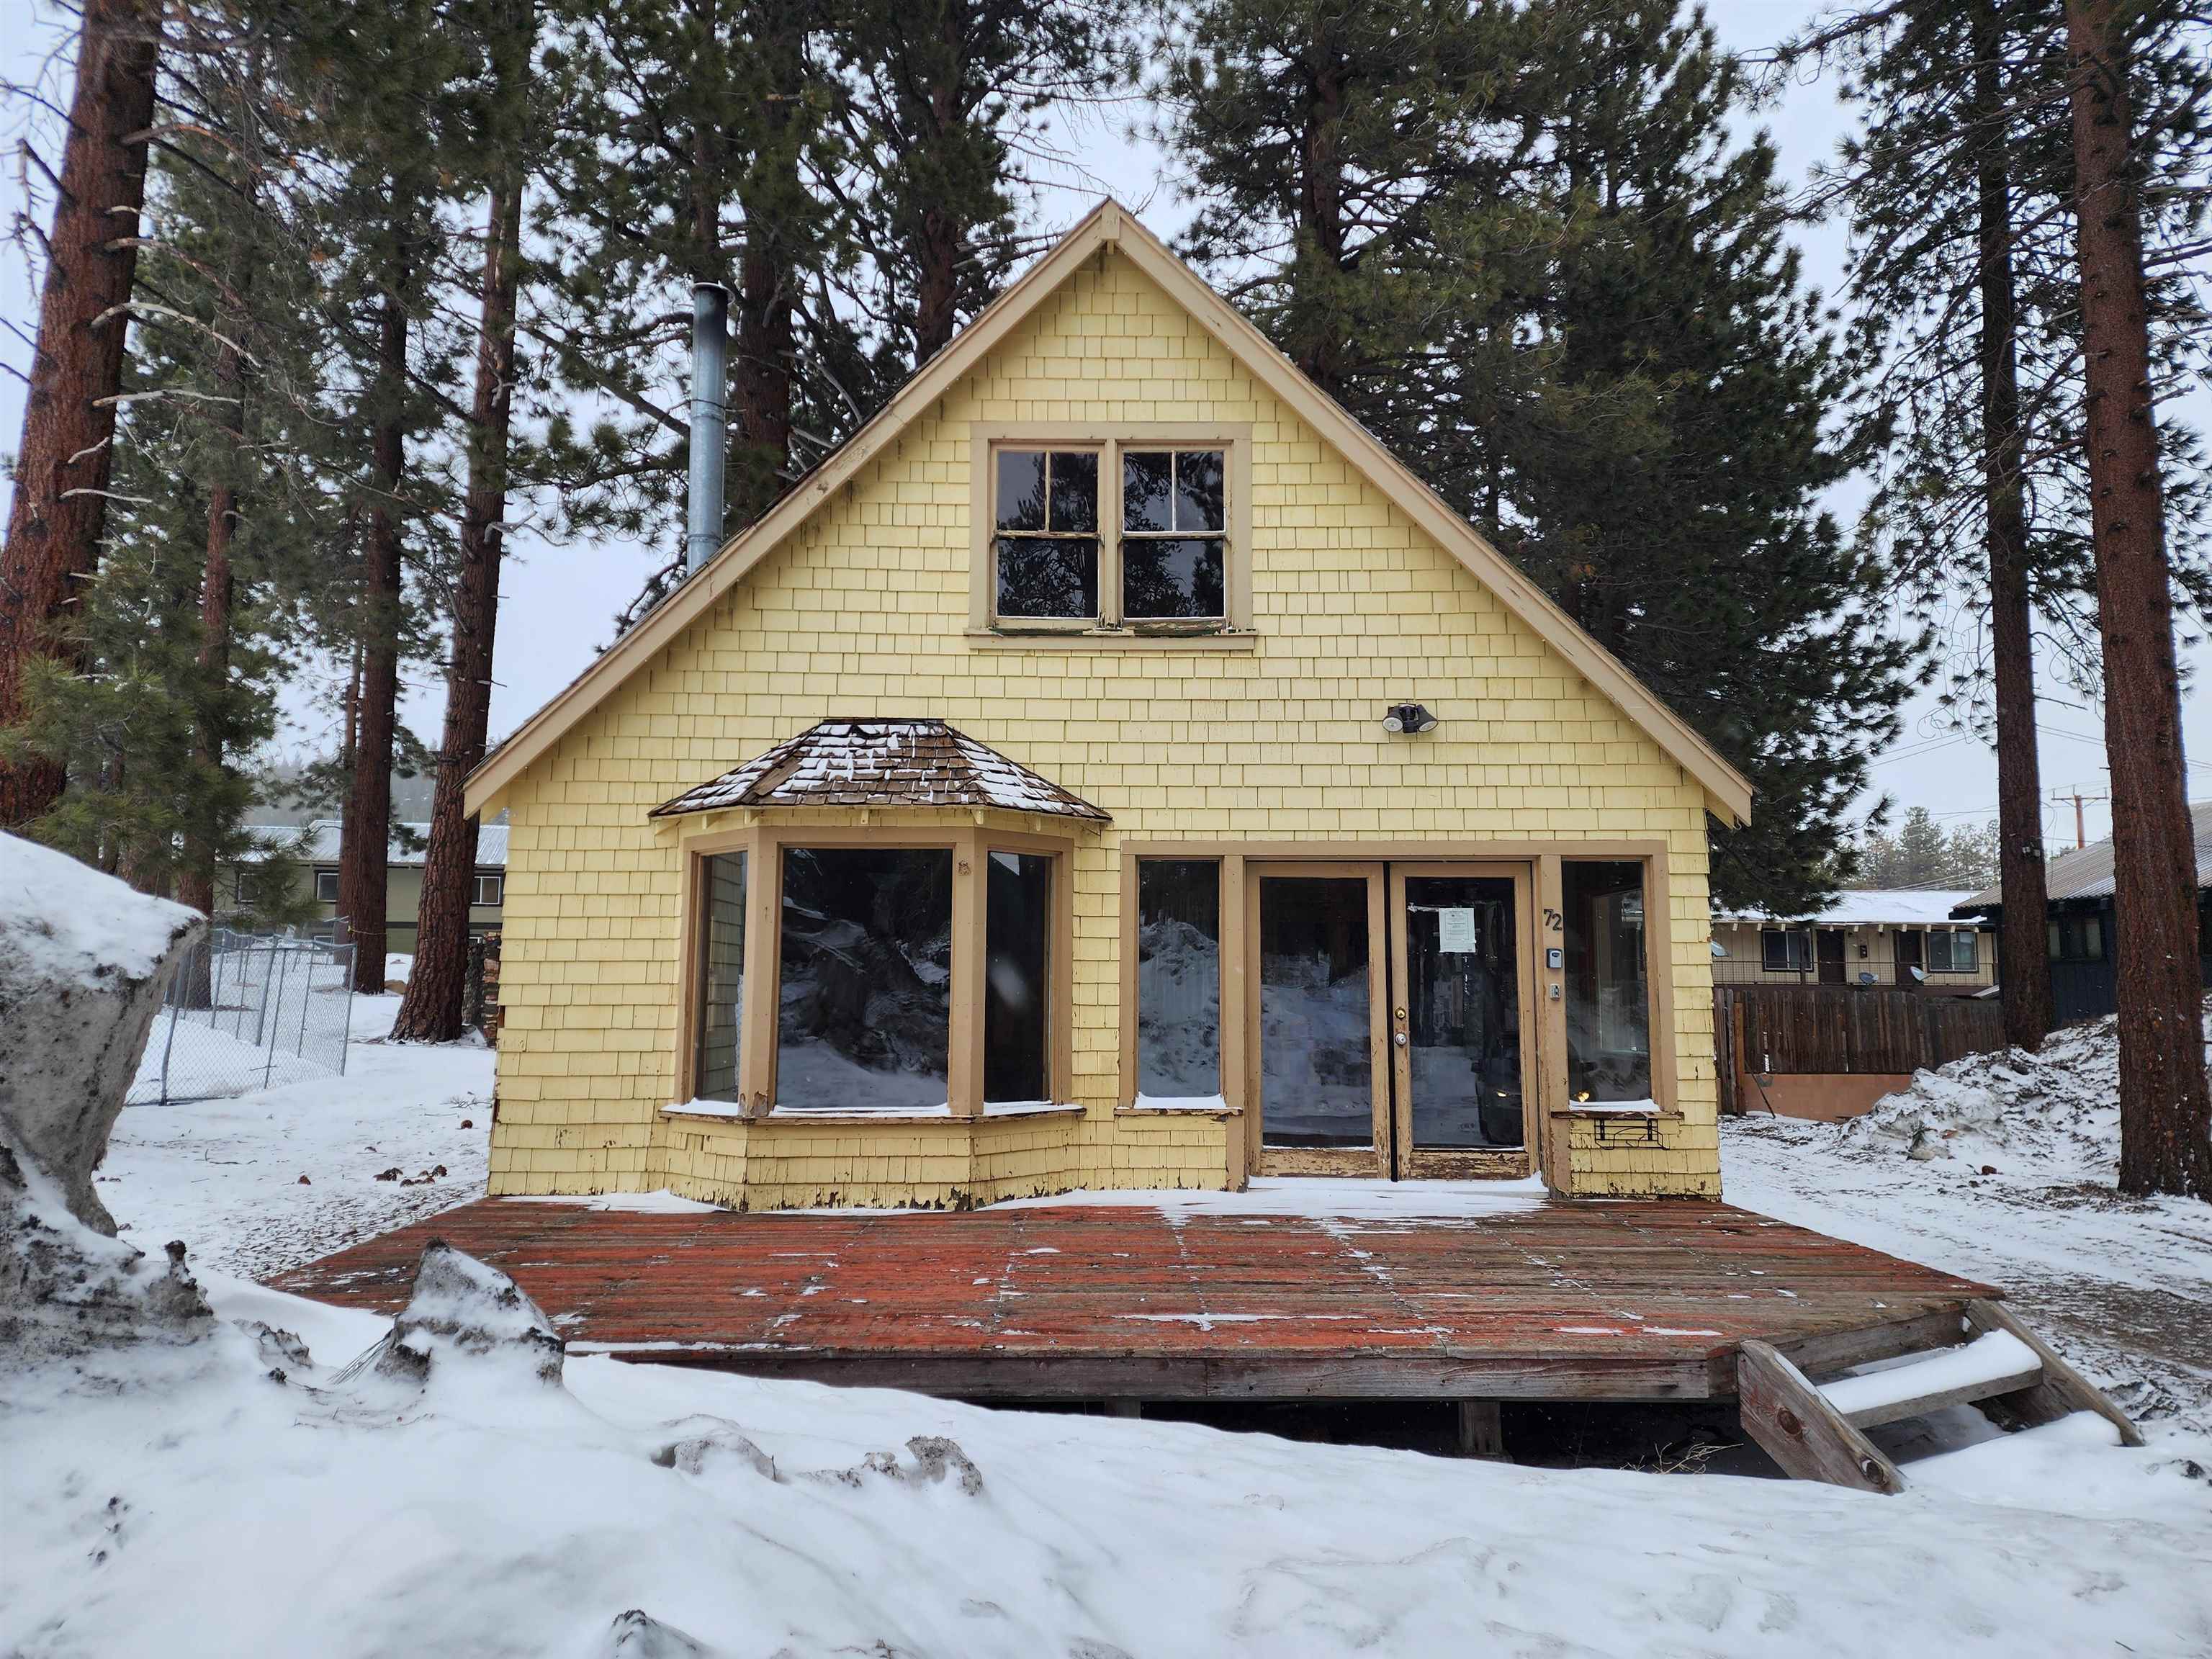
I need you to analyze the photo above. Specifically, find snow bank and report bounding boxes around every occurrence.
[4,1264,2209,1658]
[1836,998,2212,1179]
[0,832,199,987]
[0,832,204,1236]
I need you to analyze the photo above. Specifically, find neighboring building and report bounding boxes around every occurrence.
[1712,890,1995,995]
[459,202,1754,1213]
[1954,803,2212,1025]
[224,819,508,952]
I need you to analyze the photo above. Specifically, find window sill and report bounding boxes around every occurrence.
[1118,1097,1241,1118]
[1550,1100,1681,1120]
[663,1102,1087,1127]
[966,628,1256,652]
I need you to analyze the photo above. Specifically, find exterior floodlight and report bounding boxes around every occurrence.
[1383,702,1439,734]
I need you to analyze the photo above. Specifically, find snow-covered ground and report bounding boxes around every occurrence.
[1724,1007,2212,1431]
[99,995,492,1280]
[4,1263,2208,1659]
[8,981,2212,1655]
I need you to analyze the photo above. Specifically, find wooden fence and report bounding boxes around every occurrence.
[1714,986,2009,1116]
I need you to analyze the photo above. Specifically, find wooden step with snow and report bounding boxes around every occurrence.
[1735,1299,2142,1494]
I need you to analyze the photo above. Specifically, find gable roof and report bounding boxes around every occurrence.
[466,200,1753,826]
[651,719,1110,823]
[1955,801,2212,914]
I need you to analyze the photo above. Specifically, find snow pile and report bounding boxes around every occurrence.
[1837,999,2212,1179]
[5,1260,2210,1658]
[349,1239,566,1388]
[1,832,206,1233]
[0,1131,212,1362]
[0,832,199,988]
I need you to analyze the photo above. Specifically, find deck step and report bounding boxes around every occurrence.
[1817,1329,2042,1430]
[1735,1299,2143,1495]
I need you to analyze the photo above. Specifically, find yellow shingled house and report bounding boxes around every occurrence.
[462,202,1752,1211]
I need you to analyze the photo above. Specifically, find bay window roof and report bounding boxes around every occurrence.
[650,718,1111,823]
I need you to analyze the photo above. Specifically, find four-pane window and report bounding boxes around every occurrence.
[991,442,1231,627]
[1926,927,1979,974]
[1121,450,1226,619]
[994,450,1100,619]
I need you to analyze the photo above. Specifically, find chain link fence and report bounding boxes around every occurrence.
[130,930,357,1106]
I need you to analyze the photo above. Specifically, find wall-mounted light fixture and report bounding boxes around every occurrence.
[1382,702,1438,734]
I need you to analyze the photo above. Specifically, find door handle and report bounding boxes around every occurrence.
[1393,1032,1409,1048]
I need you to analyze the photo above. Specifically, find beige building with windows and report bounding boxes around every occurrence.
[462,202,1755,1210]
[1711,889,1995,994]
[225,819,507,953]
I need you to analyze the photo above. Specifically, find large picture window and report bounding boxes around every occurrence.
[984,852,1053,1103]
[1136,859,1221,1100]
[1564,861,1652,1103]
[775,848,953,1111]
[693,852,747,1101]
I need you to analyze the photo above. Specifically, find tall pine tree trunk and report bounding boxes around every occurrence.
[2064,0,2212,1199]
[0,0,158,828]
[339,259,413,994]
[1971,3,2054,1051]
[731,7,798,518]
[1293,45,1348,396]
[394,150,527,1040]
[177,297,246,925]
[910,6,968,363]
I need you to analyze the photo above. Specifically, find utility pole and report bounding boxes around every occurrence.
[2050,788,2110,850]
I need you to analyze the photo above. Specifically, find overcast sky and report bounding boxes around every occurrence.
[4,0,2207,849]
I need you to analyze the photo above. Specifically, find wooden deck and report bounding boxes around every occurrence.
[271,1192,1998,1403]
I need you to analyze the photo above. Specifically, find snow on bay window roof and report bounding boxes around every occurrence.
[650,719,1112,823]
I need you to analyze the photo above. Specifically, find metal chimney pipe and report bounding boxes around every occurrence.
[686,281,729,575]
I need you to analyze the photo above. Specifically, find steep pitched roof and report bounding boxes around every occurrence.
[1955,801,2212,914]
[651,719,1110,822]
[466,200,1753,825]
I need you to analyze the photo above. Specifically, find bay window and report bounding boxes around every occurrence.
[686,831,1071,1116]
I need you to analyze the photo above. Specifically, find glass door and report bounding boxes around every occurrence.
[1249,863,1389,1176]
[1388,864,1534,1178]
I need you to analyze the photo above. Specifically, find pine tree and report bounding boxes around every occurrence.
[2,15,333,908]
[1156,0,1914,913]
[287,0,474,991]
[2064,0,2212,1199]
[533,0,853,625]
[395,0,541,1043]
[0,0,161,828]
[828,0,1133,365]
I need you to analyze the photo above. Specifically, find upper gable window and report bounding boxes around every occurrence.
[976,431,1246,639]
[994,449,1100,619]
[1122,450,1226,619]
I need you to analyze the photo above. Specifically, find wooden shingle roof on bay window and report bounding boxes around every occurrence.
[649,718,1112,823]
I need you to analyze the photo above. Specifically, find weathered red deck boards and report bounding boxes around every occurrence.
[270,1196,1997,1402]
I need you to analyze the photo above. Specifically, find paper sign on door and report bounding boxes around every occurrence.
[1437,907,1478,953]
